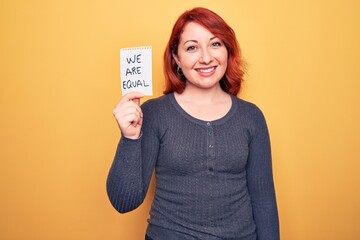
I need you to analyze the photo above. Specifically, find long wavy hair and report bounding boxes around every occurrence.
[163,7,245,96]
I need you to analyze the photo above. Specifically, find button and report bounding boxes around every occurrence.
[209,167,214,172]
[209,144,214,148]
[206,122,211,127]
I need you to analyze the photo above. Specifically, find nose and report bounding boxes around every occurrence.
[199,49,213,64]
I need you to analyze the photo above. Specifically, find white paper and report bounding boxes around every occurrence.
[120,46,152,96]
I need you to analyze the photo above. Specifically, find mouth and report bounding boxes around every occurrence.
[195,66,217,74]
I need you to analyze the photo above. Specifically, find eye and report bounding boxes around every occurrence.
[186,45,197,52]
[211,41,223,48]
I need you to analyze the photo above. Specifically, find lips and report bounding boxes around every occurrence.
[195,66,216,75]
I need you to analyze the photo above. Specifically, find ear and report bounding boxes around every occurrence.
[172,52,181,67]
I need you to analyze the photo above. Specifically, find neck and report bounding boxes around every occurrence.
[177,83,228,104]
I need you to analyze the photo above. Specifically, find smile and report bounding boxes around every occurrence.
[195,66,216,73]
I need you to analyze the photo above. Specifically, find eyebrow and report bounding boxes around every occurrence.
[183,36,217,46]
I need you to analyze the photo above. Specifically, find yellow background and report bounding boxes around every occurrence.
[1,0,359,239]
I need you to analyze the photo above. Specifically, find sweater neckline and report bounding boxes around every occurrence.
[168,92,238,126]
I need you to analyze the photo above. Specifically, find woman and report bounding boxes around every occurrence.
[107,7,279,240]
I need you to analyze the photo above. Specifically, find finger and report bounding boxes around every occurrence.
[122,112,141,126]
[114,108,140,123]
[132,98,141,106]
[119,91,144,105]
[120,100,142,112]
[113,101,142,116]
[131,111,143,127]
[138,113,143,126]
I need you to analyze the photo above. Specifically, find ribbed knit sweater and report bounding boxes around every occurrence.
[107,93,279,240]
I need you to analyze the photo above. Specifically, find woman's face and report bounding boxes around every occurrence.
[173,22,228,91]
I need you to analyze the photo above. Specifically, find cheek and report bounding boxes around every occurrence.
[216,49,228,64]
[180,55,199,69]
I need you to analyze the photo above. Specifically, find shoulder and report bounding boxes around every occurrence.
[140,94,174,136]
[233,97,265,118]
[140,94,174,125]
[141,94,170,113]
[232,97,269,133]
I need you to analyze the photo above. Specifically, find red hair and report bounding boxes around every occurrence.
[163,7,245,96]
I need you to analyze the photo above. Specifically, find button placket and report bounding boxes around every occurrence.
[206,122,215,174]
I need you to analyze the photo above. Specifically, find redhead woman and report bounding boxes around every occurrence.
[107,7,279,240]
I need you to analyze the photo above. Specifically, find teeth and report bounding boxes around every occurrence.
[197,67,215,73]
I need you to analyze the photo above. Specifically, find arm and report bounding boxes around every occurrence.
[106,92,159,213]
[246,108,280,240]
[106,131,159,213]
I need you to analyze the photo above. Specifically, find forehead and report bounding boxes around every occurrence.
[180,22,214,41]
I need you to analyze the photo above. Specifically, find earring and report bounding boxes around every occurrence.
[177,66,184,77]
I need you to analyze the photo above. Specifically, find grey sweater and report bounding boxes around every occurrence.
[107,93,279,240]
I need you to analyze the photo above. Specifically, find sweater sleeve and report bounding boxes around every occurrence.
[106,104,159,213]
[246,108,280,240]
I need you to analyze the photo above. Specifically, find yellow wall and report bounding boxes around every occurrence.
[1,0,359,239]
